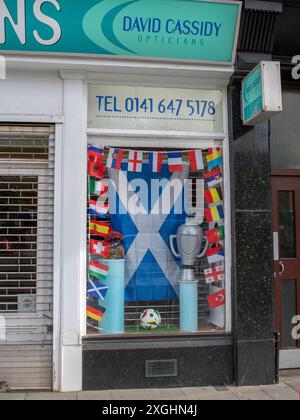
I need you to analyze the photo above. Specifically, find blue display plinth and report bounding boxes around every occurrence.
[179,281,198,332]
[99,259,125,334]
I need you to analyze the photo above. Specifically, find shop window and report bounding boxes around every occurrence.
[86,145,226,335]
[271,90,300,169]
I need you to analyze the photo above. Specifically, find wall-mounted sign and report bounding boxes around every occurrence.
[88,85,224,132]
[242,61,283,125]
[0,0,241,63]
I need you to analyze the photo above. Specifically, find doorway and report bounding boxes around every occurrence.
[272,174,300,369]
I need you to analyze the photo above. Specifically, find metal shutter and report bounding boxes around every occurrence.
[0,125,54,390]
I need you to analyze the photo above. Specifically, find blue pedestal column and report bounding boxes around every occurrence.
[179,281,198,332]
[99,259,125,334]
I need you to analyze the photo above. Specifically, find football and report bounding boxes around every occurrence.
[140,308,161,330]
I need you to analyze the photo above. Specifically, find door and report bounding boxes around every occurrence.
[272,176,300,369]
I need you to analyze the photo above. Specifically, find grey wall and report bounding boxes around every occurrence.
[230,84,275,386]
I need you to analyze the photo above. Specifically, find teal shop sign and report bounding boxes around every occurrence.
[242,61,283,126]
[0,0,241,63]
[242,64,263,124]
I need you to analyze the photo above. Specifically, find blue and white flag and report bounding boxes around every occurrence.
[108,164,189,302]
[87,278,109,301]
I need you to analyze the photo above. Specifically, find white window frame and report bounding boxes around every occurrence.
[86,82,232,335]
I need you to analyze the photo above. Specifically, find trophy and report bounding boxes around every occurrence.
[169,216,208,332]
[169,216,208,282]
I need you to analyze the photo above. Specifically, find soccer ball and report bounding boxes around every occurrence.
[140,308,161,330]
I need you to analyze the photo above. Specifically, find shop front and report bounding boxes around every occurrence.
[0,0,279,392]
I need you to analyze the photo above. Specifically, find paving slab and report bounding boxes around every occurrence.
[281,379,300,392]
[26,392,77,400]
[111,388,187,400]
[0,392,27,400]
[78,390,113,400]
[234,391,273,400]
[182,391,238,401]
[263,385,299,401]
[181,386,218,400]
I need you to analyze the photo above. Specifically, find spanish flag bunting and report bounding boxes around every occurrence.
[89,220,110,237]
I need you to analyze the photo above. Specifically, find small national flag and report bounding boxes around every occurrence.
[206,246,225,264]
[90,239,110,257]
[106,148,125,170]
[206,148,223,170]
[89,220,110,237]
[205,205,224,222]
[86,302,106,322]
[204,265,225,284]
[188,150,204,171]
[88,159,105,179]
[204,168,223,188]
[87,279,109,301]
[205,188,222,204]
[88,145,105,161]
[168,152,183,172]
[206,226,225,245]
[89,199,109,217]
[127,150,144,172]
[208,289,226,309]
[89,260,109,281]
[89,178,109,196]
[149,151,163,173]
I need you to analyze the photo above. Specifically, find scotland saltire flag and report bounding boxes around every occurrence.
[108,163,189,302]
[87,278,109,301]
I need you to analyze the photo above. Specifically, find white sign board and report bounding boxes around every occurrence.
[242,61,282,126]
[88,85,223,132]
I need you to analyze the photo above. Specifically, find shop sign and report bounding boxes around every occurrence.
[0,0,241,63]
[88,85,224,132]
[242,61,283,126]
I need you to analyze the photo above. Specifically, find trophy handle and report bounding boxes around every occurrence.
[197,236,208,258]
[169,235,180,258]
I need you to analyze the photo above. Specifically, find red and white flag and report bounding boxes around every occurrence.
[208,289,226,309]
[204,265,225,284]
[89,239,110,258]
[168,152,183,172]
[128,150,144,172]
[188,150,204,171]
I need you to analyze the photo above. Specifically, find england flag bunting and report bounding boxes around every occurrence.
[127,150,144,172]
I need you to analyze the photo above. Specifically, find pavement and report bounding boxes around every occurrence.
[0,370,299,400]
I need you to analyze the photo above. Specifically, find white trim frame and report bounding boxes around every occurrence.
[52,123,63,391]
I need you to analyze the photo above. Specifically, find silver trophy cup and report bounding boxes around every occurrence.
[170,217,208,282]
